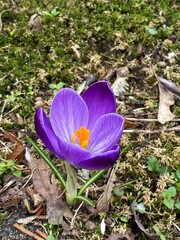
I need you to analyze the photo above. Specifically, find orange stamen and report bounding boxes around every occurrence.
[71,127,90,148]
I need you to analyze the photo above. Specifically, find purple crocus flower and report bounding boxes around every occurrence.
[34,81,124,170]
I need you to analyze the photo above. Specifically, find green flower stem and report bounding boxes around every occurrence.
[26,136,66,189]
[64,162,78,205]
[78,170,106,196]
[75,195,95,207]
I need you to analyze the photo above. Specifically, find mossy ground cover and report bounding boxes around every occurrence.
[0,0,179,239]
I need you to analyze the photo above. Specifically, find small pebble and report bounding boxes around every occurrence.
[157,61,167,68]
[35,97,44,107]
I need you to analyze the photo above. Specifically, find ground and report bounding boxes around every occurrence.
[0,0,180,239]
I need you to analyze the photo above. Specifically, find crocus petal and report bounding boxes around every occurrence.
[34,108,64,159]
[76,145,120,170]
[82,81,116,130]
[50,88,89,142]
[57,137,91,167]
[88,113,124,154]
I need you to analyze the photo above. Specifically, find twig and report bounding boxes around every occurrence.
[13,223,45,240]
[173,223,180,232]
[124,126,180,134]
[125,118,180,122]
[0,179,15,196]
[35,229,48,239]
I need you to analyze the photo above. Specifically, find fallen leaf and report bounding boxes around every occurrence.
[3,131,18,143]
[96,168,117,212]
[25,148,73,225]
[131,198,159,240]
[158,76,180,99]
[158,82,175,124]
[7,141,25,162]
[2,130,25,162]
[0,176,23,208]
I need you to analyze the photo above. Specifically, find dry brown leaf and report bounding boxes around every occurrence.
[124,120,139,128]
[158,76,180,99]
[158,82,175,124]
[3,131,18,143]
[96,168,117,212]
[7,141,25,162]
[26,148,73,225]
[0,176,23,208]
[3,130,25,161]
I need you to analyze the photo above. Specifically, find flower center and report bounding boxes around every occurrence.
[71,127,90,148]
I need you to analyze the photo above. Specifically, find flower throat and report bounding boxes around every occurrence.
[71,127,90,148]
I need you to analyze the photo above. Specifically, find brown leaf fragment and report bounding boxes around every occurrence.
[0,176,23,208]
[158,82,175,124]
[3,131,18,143]
[7,141,25,162]
[131,198,159,240]
[124,120,139,128]
[158,76,180,99]
[26,148,73,225]
[96,168,117,212]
